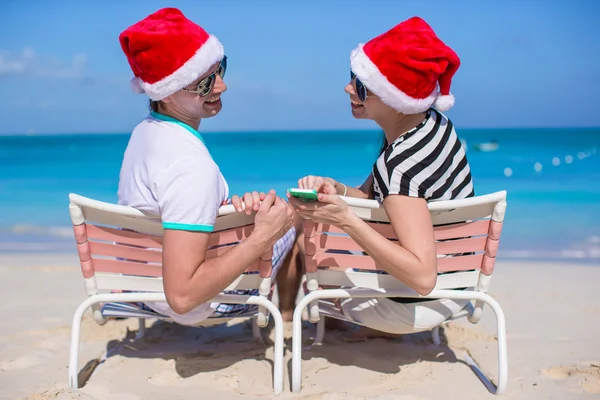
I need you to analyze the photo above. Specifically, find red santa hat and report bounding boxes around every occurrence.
[119,8,224,101]
[350,17,460,114]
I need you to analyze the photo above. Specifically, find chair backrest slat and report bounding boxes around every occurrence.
[93,258,163,277]
[209,225,254,247]
[87,224,163,248]
[433,219,490,240]
[436,236,487,255]
[315,219,491,241]
[314,252,484,273]
[437,253,484,273]
[89,240,162,263]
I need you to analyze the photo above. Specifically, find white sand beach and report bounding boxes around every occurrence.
[1,254,599,400]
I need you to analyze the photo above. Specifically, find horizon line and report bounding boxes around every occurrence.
[1,125,599,137]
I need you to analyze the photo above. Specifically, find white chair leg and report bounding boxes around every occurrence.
[245,295,284,394]
[252,320,263,343]
[313,316,325,346]
[463,293,508,395]
[273,316,284,394]
[135,318,146,340]
[432,325,441,345]
[69,300,92,388]
[491,299,508,395]
[292,301,304,393]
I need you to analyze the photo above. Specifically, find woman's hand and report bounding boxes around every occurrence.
[288,191,354,228]
[298,175,337,195]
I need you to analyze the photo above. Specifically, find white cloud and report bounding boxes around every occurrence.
[0,47,87,79]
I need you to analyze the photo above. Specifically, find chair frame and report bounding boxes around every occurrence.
[291,191,508,395]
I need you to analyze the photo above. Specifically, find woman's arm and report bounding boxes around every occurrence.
[289,193,437,295]
[298,175,370,199]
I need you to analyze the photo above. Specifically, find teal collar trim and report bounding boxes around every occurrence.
[150,111,204,143]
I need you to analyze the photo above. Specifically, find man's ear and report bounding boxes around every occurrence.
[161,95,174,104]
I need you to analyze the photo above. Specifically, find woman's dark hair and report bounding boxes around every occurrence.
[149,99,160,112]
[369,133,388,199]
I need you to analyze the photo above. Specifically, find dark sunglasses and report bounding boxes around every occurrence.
[182,56,227,97]
[350,70,368,102]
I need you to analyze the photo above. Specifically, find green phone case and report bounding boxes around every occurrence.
[288,188,319,202]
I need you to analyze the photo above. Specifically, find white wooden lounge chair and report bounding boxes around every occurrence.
[292,191,508,395]
[68,193,284,394]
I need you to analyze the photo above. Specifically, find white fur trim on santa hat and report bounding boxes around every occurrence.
[130,77,145,94]
[433,93,455,112]
[350,44,437,114]
[133,35,224,101]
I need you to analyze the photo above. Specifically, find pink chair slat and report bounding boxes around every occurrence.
[315,252,482,273]
[73,224,88,244]
[80,259,94,279]
[317,234,487,257]
[315,253,377,270]
[77,242,92,262]
[488,220,503,241]
[481,254,496,275]
[315,224,345,235]
[485,238,500,258]
[208,225,253,247]
[317,234,363,252]
[320,223,397,239]
[433,219,490,241]
[437,254,484,273]
[86,224,163,249]
[318,220,490,242]
[436,236,487,255]
[92,258,163,277]
[89,241,162,263]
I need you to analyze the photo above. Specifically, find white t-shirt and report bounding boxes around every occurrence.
[118,111,229,324]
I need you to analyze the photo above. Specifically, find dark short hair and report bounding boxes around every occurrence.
[149,99,160,112]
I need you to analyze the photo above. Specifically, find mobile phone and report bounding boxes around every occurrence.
[288,188,319,202]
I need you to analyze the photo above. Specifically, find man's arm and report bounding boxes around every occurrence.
[162,191,294,315]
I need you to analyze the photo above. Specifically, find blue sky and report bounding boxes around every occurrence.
[0,0,598,134]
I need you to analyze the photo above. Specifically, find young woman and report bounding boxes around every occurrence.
[117,8,299,325]
[290,17,474,337]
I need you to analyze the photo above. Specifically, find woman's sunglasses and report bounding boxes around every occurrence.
[350,70,368,102]
[182,56,228,97]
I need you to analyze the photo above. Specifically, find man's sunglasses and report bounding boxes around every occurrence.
[182,56,228,97]
[350,70,368,102]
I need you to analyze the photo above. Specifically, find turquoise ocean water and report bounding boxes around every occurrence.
[0,128,599,262]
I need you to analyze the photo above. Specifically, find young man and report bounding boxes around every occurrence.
[117,8,301,324]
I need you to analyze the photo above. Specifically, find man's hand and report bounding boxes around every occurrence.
[252,190,295,247]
